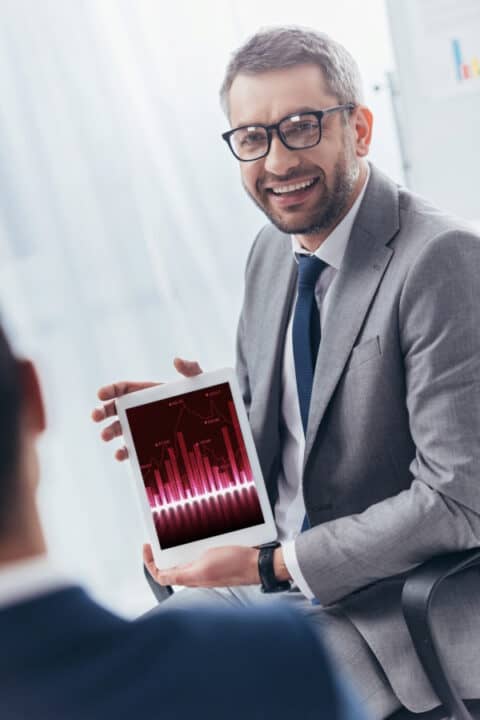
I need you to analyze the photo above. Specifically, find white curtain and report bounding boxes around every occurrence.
[0,0,402,616]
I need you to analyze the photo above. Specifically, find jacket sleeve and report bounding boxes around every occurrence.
[295,230,480,604]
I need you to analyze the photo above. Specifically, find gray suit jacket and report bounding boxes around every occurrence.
[236,164,480,712]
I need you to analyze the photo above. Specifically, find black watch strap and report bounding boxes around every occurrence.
[258,542,291,593]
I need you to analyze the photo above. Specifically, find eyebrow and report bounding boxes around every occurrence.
[233,106,320,128]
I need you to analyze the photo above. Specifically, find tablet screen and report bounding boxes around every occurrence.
[126,382,265,549]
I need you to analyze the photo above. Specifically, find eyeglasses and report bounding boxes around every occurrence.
[222,104,355,162]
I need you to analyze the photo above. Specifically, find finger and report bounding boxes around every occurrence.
[143,543,154,564]
[173,357,203,377]
[143,545,161,581]
[91,407,106,422]
[97,382,133,402]
[97,381,158,402]
[147,565,163,584]
[156,569,181,585]
[143,545,174,586]
[100,420,123,442]
[91,401,118,423]
[114,446,129,461]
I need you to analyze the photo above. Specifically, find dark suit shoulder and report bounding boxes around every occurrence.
[0,589,338,720]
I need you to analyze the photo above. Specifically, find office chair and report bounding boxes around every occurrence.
[144,548,480,720]
[389,548,480,720]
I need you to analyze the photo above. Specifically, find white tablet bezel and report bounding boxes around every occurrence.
[116,368,277,569]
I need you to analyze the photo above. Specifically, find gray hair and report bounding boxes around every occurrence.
[220,26,364,116]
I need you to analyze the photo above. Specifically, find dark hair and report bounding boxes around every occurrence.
[0,322,21,535]
[220,26,364,116]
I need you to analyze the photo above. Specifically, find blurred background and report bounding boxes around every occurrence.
[0,0,478,616]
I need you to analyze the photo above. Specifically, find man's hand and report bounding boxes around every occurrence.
[91,358,202,461]
[143,544,261,587]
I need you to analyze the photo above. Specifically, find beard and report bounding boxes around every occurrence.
[243,138,360,236]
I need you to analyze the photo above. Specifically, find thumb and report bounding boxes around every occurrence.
[143,543,154,564]
[173,357,203,377]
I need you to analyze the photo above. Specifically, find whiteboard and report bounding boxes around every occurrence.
[385,0,480,221]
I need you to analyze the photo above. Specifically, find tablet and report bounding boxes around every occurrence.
[116,368,277,569]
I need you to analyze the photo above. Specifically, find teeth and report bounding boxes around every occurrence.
[271,178,316,195]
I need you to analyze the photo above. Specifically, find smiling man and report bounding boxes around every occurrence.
[223,64,366,241]
[93,27,480,719]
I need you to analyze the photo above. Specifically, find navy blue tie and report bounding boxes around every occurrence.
[292,255,326,547]
[292,254,326,434]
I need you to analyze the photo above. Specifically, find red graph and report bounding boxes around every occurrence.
[127,382,264,548]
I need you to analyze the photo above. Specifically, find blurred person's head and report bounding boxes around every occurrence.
[220,26,373,247]
[0,321,46,564]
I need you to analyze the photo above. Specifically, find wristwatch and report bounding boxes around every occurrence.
[258,542,291,593]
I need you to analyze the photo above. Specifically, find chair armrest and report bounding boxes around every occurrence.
[401,548,480,720]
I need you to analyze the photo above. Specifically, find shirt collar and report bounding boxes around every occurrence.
[0,553,73,609]
[291,165,370,270]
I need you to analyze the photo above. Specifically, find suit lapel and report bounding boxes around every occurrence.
[304,166,400,464]
[253,230,296,479]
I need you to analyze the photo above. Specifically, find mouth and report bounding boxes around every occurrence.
[264,176,320,207]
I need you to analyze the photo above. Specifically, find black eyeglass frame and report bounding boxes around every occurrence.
[222,103,356,162]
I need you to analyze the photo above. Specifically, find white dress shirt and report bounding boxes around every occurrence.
[276,169,370,598]
[0,554,72,610]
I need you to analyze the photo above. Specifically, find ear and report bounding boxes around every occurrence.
[18,360,46,435]
[351,105,373,157]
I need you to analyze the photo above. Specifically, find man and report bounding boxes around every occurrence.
[0,321,364,720]
[93,27,480,718]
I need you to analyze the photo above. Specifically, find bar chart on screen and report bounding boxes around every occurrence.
[126,383,264,548]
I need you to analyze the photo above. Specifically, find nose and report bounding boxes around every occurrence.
[263,131,301,176]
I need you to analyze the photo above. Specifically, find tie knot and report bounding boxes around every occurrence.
[296,254,326,288]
